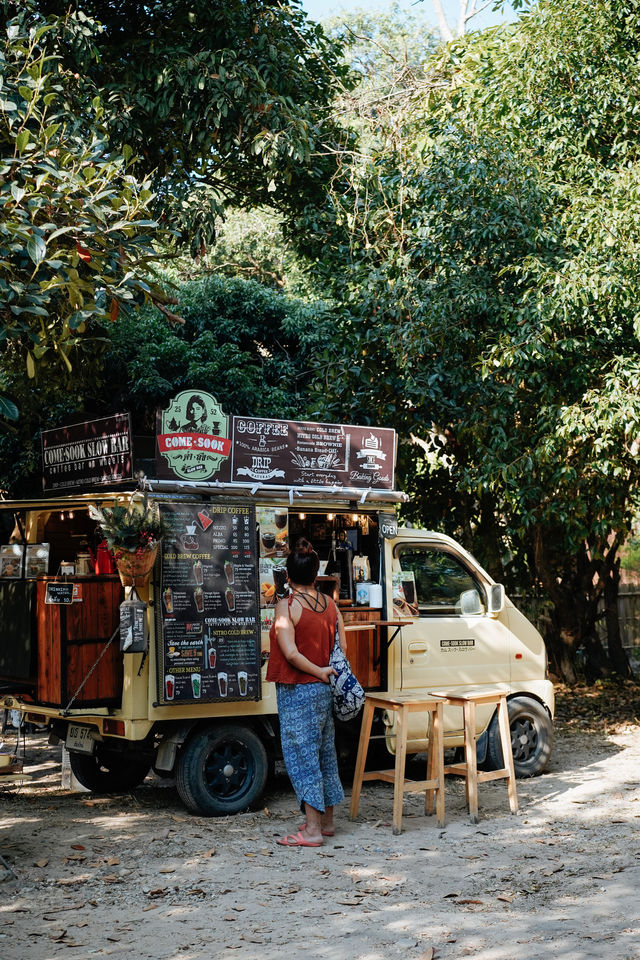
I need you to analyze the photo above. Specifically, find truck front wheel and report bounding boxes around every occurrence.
[69,746,151,793]
[176,724,268,816]
[486,695,554,777]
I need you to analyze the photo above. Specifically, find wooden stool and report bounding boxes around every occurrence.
[350,692,447,835]
[435,690,518,824]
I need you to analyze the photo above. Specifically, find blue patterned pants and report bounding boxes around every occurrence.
[276,682,345,813]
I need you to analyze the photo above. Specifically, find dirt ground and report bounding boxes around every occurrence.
[1,684,640,960]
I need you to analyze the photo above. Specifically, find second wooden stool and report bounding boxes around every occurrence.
[350,691,447,835]
[434,689,518,824]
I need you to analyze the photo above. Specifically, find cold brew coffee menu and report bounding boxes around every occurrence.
[158,502,260,704]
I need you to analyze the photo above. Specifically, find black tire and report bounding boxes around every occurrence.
[176,724,268,816]
[69,746,151,793]
[486,695,554,778]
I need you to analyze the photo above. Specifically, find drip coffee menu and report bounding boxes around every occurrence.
[159,502,260,703]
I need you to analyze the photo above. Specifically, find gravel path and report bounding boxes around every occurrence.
[1,717,639,960]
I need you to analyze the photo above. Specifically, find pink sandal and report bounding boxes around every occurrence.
[276,830,323,848]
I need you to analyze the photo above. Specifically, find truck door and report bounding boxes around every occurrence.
[392,541,511,697]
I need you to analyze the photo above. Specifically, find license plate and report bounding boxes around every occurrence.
[66,724,94,754]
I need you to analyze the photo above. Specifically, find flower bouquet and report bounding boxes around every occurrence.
[88,495,166,587]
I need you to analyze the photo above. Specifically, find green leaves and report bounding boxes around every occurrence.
[0,5,169,410]
[26,235,46,265]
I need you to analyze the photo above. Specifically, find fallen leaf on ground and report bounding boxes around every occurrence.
[419,949,435,960]
[70,844,85,851]
[159,867,175,874]
[107,858,120,866]
[456,899,483,905]
[34,859,49,868]
[497,894,514,903]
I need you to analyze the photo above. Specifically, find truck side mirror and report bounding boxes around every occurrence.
[458,589,483,616]
[487,583,505,617]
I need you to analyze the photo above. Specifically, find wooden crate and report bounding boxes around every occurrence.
[342,607,381,689]
[36,578,124,707]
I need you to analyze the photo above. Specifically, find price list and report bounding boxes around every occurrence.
[158,501,260,703]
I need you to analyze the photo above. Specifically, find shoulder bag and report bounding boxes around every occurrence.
[329,622,365,722]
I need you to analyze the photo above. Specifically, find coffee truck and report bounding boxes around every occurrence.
[0,395,554,815]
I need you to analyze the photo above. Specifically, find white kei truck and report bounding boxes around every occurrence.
[0,403,554,816]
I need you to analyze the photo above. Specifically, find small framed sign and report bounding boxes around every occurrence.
[0,544,24,578]
[45,582,75,604]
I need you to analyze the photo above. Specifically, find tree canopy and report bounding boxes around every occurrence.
[30,0,352,253]
[296,0,640,679]
[0,5,169,419]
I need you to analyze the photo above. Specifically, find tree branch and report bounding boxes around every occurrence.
[430,0,454,43]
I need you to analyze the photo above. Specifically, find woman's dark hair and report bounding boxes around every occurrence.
[286,537,320,585]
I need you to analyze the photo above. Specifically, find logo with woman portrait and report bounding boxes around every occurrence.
[157,391,231,480]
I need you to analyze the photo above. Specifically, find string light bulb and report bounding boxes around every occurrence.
[298,513,306,520]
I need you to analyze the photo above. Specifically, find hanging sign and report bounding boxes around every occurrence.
[158,501,260,704]
[156,392,232,481]
[45,582,74,604]
[42,413,132,491]
[156,393,396,491]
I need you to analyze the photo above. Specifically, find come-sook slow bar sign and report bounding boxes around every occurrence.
[42,413,133,491]
[156,391,396,490]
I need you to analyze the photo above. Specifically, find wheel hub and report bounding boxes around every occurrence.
[222,763,235,778]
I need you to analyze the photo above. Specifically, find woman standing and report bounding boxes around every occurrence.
[267,538,347,847]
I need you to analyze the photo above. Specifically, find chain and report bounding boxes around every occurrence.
[62,625,119,716]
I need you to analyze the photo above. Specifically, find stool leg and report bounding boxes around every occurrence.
[425,707,435,817]
[434,701,445,828]
[497,696,519,814]
[464,699,479,824]
[392,705,408,836]
[350,698,375,821]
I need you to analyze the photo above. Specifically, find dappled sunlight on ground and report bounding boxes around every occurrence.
[1,685,639,959]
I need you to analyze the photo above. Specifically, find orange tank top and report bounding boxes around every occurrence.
[266,594,337,685]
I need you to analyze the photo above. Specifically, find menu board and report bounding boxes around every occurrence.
[158,502,260,704]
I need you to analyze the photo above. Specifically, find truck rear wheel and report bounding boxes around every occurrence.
[69,746,151,793]
[176,724,268,817]
[486,695,553,777]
